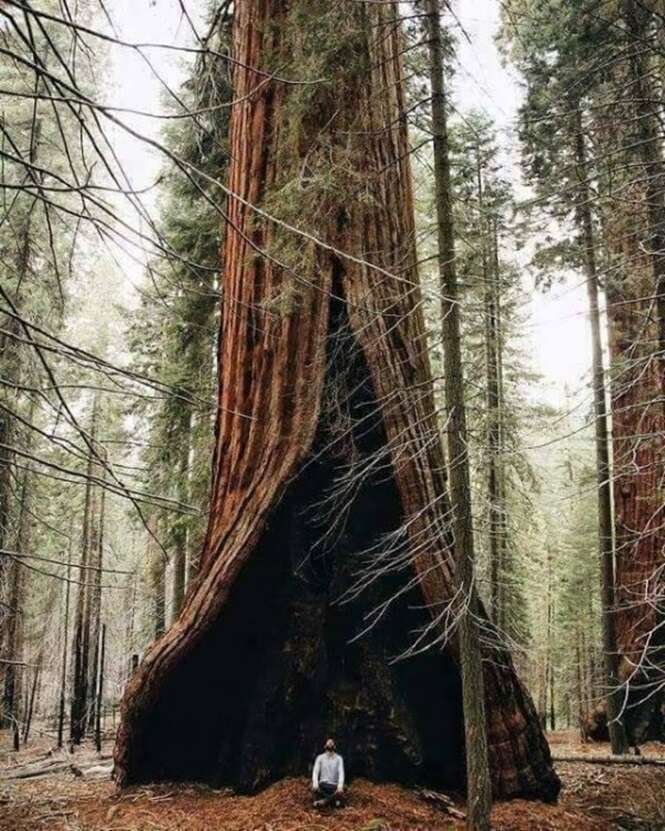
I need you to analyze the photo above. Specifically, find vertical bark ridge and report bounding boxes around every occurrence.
[605,181,665,741]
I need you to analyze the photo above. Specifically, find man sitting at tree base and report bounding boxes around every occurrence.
[311,738,345,808]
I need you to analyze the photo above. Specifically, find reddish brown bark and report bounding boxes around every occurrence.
[114,0,559,800]
[577,1,665,744]
[599,26,665,727]
[606,216,665,741]
[592,0,665,743]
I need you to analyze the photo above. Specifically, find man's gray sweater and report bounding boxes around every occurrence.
[312,752,345,789]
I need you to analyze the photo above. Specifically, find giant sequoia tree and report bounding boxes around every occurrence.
[606,0,665,742]
[114,0,559,800]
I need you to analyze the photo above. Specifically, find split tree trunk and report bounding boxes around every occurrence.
[115,0,559,801]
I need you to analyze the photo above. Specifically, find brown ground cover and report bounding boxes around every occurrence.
[1,730,663,830]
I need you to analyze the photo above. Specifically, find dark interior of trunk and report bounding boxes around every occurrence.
[132,290,467,792]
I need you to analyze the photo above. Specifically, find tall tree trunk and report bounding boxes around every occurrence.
[148,518,166,640]
[1,393,36,736]
[95,623,106,753]
[539,548,554,730]
[493,223,509,637]
[546,553,555,731]
[171,413,192,620]
[574,110,629,754]
[86,465,106,735]
[575,638,586,741]
[57,539,73,749]
[70,396,101,744]
[0,119,40,607]
[597,12,665,737]
[124,567,137,682]
[0,250,33,674]
[22,653,40,746]
[187,412,205,582]
[426,3,491,826]
[610,0,665,742]
[1,461,31,740]
[548,660,555,731]
[485,216,505,626]
[623,0,665,355]
[115,0,559,802]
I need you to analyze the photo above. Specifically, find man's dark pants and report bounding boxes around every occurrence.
[314,782,343,807]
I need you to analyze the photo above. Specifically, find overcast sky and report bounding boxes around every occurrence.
[107,0,594,409]
[453,0,593,406]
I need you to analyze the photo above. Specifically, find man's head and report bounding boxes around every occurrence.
[324,738,336,753]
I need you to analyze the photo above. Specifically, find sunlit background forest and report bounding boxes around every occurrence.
[1,0,664,829]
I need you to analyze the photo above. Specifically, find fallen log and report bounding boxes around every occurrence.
[0,760,72,780]
[0,752,114,781]
[71,762,113,779]
[553,754,665,767]
[417,788,466,820]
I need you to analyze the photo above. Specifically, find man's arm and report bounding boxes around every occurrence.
[312,756,320,790]
[337,756,345,791]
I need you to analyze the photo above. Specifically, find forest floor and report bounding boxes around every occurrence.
[1,729,664,830]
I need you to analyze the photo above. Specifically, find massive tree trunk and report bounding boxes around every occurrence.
[605,237,665,743]
[115,0,559,801]
[604,262,665,744]
[596,3,665,743]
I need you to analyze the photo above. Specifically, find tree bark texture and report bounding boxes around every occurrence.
[114,0,559,801]
[0,471,29,735]
[485,226,504,628]
[603,165,665,744]
[148,518,166,641]
[593,0,665,744]
[425,2,492,825]
[1,397,36,735]
[574,111,629,755]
